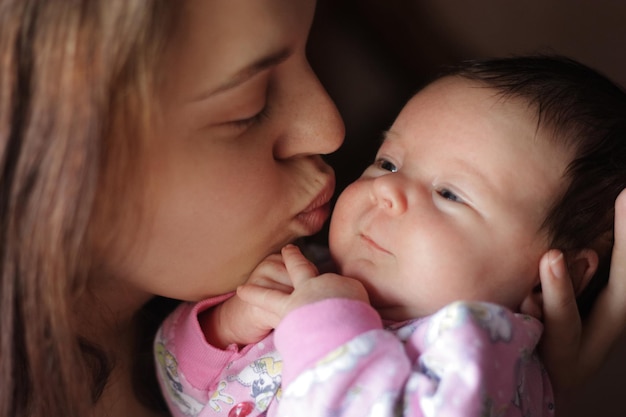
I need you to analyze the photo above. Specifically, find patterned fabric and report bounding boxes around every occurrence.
[155,298,554,417]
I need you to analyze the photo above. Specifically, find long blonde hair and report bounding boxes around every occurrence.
[0,1,173,415]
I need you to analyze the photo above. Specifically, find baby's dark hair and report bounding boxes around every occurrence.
[443,55,626,317]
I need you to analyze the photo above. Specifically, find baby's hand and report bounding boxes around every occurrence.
[237,244,369,320]
[200,253,294,348]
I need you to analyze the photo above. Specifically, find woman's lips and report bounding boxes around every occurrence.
[296,178,335,234]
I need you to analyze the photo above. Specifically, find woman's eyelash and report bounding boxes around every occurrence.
[231,105,271,129]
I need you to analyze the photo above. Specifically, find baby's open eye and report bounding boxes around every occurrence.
[437,188,464,203]
[375,158,398,173]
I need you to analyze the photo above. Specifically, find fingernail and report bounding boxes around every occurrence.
[549,251,565,279]
[282,244,298,255]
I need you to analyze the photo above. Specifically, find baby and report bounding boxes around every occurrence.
[155,55,626,417]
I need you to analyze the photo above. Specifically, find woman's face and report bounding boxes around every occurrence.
[109,0,343,301]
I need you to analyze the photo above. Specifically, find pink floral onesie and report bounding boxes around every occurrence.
[154,296,554,417]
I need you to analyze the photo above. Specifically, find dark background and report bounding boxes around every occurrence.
[307,1,626,416]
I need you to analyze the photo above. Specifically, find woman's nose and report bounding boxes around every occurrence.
[273,62,344,159]
[371,175,408,216]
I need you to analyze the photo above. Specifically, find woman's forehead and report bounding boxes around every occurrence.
[163,0,316,102]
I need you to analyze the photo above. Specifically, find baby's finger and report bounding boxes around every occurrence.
[248,271,294,293]
[236,284,289,318]
[248,253,292,288]
[281,244,319,286]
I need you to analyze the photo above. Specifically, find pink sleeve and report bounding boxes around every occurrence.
[271,300,554,417]
[154,294,248,417]
[274,298,383,384]
[272,298,412,417]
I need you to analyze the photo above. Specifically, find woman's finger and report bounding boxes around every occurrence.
[540,190,626,393]
[578,190,626,366]
[538,249,581,390]
[605,188,626,321]
[540,250,581,344]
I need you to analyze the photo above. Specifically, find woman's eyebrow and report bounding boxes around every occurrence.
[193,48,292,101]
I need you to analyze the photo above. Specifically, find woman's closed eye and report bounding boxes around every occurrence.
[230,104,271,130]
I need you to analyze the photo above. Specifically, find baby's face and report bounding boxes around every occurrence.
[329,76,572,321]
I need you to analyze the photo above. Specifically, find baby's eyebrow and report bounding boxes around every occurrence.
[380,130,399,146]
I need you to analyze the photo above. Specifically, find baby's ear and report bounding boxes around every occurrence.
[519,284,543,321]
[519,249,598,321]
[567,248,599,296]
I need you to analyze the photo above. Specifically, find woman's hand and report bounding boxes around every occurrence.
[539,189,626,396]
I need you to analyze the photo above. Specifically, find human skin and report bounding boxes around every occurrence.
[234,77,626,400]
[82,1,625,413]
[329,76,626,394]
[539,193,626,393]
[82,1,344,416]
[91,0,344,310]
[328,76,592,322]
[235,76,597,325]
[225,75,586,336]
